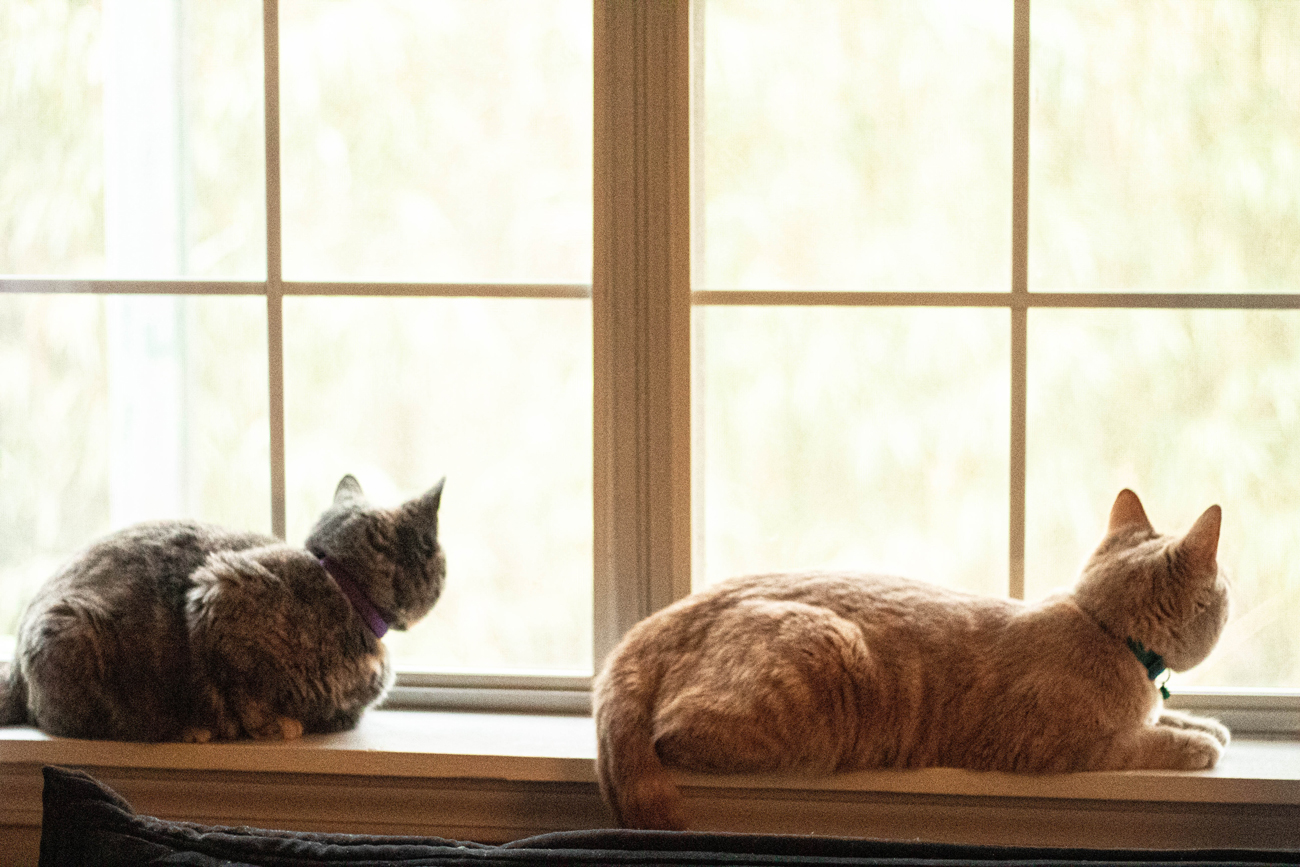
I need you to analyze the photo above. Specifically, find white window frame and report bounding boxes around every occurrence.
[3,0,1298,732]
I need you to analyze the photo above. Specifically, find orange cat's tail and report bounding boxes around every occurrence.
[592,654,687,831]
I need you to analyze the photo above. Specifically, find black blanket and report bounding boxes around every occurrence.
[38,766,1299,867]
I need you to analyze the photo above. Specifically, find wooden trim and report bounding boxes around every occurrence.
[592,0,692,667]
[0,279,265,295]
[1008,0,1031,600]
[263,0,287,541]
[281,282,591,298]
[0,278,590,299]
[691,290,1300,309]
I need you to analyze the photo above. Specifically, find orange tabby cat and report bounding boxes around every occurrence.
[594,490,1231,830]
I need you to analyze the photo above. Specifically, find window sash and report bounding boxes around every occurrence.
[5,0,1300,727]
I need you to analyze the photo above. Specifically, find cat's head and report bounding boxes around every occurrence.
[1072,489,1228,673]
[305,474,447,631]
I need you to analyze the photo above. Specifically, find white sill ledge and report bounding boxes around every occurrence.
[5,710,1300,857]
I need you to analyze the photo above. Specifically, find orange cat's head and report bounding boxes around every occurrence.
[1072,489,1229,673]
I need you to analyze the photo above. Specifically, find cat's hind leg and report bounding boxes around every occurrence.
[652,599,870,775]
[20,602,187,741]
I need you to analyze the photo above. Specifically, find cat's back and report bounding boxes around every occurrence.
[609,569,1021,711]
[34,520,275,601]
[19,520,278,673]
[676,570,1018,638]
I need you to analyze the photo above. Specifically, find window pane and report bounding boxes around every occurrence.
[698,0,1013,292]
[1026,310,1300,688]
[283,297,592,674]
[280,0,592,283]
[695,307,1010,596]
[0,0,265,278]
[1030,0,1300,292]
[0,294,271,648]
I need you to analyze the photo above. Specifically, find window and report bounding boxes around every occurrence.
[693,0,1300,697]
[1,0,593,680]
[3,0,1299,715]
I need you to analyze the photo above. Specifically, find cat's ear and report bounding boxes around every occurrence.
[1176,503,1221,572]
[416,477,445,517]
[1107,489,1154,535]
[334,474,365,504]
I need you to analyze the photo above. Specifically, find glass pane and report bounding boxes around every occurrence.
[695,307,1010,596]
[0,0,265,278]
[0,294,271,649]
[1030,0,1300,292]
[284,297,592,674]
[280,0,592,283]
[698,0,1013,292]
[1026,310,1300,688]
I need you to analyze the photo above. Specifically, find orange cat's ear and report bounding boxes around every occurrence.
[1107,489,1154,534]
[1177,504,1222,571]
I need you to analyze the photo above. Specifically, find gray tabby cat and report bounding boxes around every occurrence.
[0,474,445,742]
[595,489,1230,830]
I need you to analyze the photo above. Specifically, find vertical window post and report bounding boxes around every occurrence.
[1009,0,1030,600]
[263,0,287,540]
[593,0,693,666]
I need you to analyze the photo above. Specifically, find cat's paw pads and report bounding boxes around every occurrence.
[181,727,213,744]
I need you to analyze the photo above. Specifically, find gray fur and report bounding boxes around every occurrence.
[0,474,446,742]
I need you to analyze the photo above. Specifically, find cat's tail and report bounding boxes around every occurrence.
[0,660,31,726]
[592,644,687,831]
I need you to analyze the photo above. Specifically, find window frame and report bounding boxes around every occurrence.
[677,0,1300,734]
[3,0,1299,731]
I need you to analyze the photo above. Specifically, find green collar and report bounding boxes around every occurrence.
[1127,637,1171,699]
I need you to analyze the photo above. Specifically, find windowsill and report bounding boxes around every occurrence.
[0,708,598,783]
[4,710,1300,856]
[5,709,1300,799]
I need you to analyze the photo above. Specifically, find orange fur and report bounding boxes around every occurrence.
[593,490,1230,830]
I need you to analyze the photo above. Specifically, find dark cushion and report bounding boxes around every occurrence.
[38,765,1300,866]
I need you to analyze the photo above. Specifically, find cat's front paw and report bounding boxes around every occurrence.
[1159,710,1230,747]
[1198,718,1230,747]
[277,716,305,740]
[1177,731,1224,770]
[248,715,304,741]
[181,726,213,744]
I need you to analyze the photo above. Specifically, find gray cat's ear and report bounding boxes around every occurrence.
[1177,504,1221,572]
[334,474,365,504]
[1107,489,1154,534]
[419,477,445,514]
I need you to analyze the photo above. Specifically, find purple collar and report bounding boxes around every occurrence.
[319,556,390,638]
